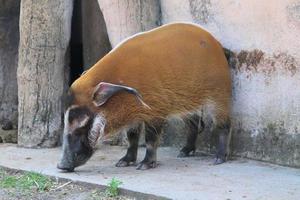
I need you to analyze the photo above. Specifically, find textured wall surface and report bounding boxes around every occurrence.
[160,0,300,167]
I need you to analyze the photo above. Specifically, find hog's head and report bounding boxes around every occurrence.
[57,82,149,172]
[57,105,105,172]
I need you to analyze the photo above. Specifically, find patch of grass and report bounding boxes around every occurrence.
[0,176,18,188]
[0,171,53,192]
[105,177,123,197]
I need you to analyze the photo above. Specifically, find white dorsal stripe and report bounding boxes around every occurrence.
[109,22,209,54]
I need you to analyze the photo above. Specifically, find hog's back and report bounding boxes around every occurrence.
[73,23,231,128]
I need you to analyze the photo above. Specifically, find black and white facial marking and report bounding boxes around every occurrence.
[57,105,106,172]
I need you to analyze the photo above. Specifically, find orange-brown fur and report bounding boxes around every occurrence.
[71,23,231,135]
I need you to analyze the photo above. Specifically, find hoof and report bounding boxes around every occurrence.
[177,151,188,158]
[136,161,157,170]
[178,147,195,158]
[115,159,136,167]
[177,150,195,158]
[57,164,74,172]
[214,158,225,165]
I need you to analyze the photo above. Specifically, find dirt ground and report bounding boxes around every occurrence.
[0,167,134,200]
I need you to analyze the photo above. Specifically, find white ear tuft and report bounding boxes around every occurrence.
[88,114,106,147]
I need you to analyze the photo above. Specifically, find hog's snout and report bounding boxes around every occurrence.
[57,145,76,172]
[57,162,74,172]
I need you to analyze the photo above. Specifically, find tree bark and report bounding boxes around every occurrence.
[0,0,20,129]
[17,0,73,147]
[97,0,161,47]
[82,0,111,69]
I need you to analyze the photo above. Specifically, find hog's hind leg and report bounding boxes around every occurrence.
[214,123,232,165]
[178,114,202,157]
[116,125,141,167]
[136,121,163,170]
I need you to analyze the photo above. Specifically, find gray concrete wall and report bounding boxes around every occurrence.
[160,0,300,167]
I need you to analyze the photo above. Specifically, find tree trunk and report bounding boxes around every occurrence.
[17,0,73,147]
[0,0,20,129]
[97,0,161,47]
[82,0,111,69]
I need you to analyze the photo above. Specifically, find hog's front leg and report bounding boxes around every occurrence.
[116,125,141,167]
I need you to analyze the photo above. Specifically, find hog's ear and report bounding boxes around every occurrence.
[92,82,150,109]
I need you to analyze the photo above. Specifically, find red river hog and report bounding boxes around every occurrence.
[57,23,232,172]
